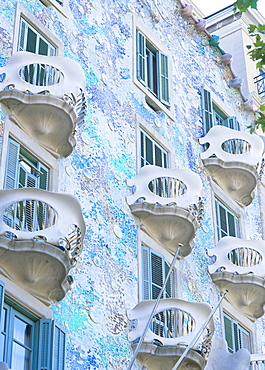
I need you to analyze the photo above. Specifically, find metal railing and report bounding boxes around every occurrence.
[228,247,262,267]
[254,73,265,98]
[19,63,63,86]
[221,139,251,155]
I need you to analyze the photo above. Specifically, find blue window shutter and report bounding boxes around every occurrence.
[4,138,20,190]
[38,319,53,370]
[142,245,150,300]
[38,162,49,191]
[150,250,163,300]
[52,324,66,370]
[136,30,146,84]
[38,319,66,370]
[201,88,213,134]
[224,116,240,131]
[224,314,234,353]
[158,51,170,106]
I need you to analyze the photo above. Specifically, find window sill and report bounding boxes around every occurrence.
[134,79,174,120]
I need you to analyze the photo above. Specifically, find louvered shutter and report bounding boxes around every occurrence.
[142,246,150,300]
[201,88,214,134]
[4,138,20,190]
[18,18,27,51]
[224,116,240,131]
[239,326,251,352]
[151,251,163,299]
[39,163,49,190]
[52,324,66,370]
[136,30,146,84]
[38,319,66,370]
[158,52,170,106]
[38,319,53,370]
[224,315,234,353]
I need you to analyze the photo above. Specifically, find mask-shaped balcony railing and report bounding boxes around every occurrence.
[128,299,214,370]
[0,51,86,157]
[199,126,264,206]
[0,188,86,305]
[208,236,265,320]
[127,166,203,258]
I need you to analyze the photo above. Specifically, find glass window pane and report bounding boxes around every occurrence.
[145,136,153,165]
[12,342,31,370]
[14,316,32,347]
[219,205,227,235]
[26,28,37,53]
[228,213,236,236]
[155,146,162,167]
[38,38,48,55]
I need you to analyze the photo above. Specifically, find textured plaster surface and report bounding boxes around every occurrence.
[0,0,265,369]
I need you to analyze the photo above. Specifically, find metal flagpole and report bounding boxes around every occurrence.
[171,290,228,370]
[127,244,182,370]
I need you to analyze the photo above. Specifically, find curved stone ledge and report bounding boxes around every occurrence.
[0,237,72,305]
[201,157,258,206]
[210,271,265,320]
[0,89,77,157]
[132,343,206,370]
[130,202,198,257]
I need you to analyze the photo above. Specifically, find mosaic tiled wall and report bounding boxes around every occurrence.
[0,0,265,368]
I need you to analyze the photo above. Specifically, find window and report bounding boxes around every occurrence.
[4,138,49,191]
[136,29,170,108]
[142,245,173,300]
[18,17,56,56]
[0,281,66,370]
[201,88,240,134]
[140,129,168,168]
[224,313,251,354]
[215,199,239,241]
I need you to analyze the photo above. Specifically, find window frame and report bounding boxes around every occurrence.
[1,299,38,370]
[136,114,174,172]
[223,312,252,354]
[0,280,66,370]
[17,17,56,56]
[142,244,173,301]
[4,137,50,191]
[201,87,240,135]
[140,128,168,169]
[138,230,180,301]
[13,3,64,56]
[134,18,174,119]
[215,197,240,241]
[0,120,59,192]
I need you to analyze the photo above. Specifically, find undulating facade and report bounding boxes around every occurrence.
[0,0,265,369]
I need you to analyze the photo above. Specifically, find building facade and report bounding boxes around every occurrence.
[206,4,265,111]
[0,0,265,369]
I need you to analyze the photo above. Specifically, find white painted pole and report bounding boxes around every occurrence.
[171,290,228,370]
